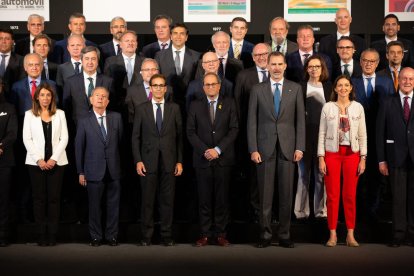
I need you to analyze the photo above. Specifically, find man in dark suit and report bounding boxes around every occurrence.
[377,41,405,94]
[99,16,127,64]
[228,17,254,68]
[0,28,24,101]
[331,36,363,82]
[286,25,332,83]
[132,74,183,246]
[319,8,366,65]
[186,52,233,111]
[248,51,305,248]
[371,14,414,72]
[142,15,172,59]
[104,30,144,113]
[353,48,394,222]
[0,78,18,247]
[63,46,113,125]
[376,67,414,247]
[14,14,50,57]
[187,72,238,246]
[155,23,200,110]
[268,17,298,55]
[33,34,58,82]
[234,43,271,221]
[51,13,96,64]
[75,87,123,247]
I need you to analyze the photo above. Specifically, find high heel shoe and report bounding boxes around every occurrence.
[325,239,337,247]
[346,238,359,247]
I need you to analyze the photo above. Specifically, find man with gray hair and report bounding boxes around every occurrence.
[99,16,127,63]
[268,17,298,55]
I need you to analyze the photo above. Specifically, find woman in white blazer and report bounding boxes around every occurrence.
[23,83,68,246]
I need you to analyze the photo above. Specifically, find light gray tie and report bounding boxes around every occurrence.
[126,57,133,84]
[175,51,181,75]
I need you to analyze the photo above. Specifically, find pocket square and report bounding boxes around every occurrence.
[0,112,7,116]
[386,140,394,144]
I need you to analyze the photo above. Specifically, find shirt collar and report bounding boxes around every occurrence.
[399,90,413,100]
[93,110,107,119]
[363,73,376,79]
[28,76,41,83]
[122,53,136,60]
[270,78,284,87]
[385,36,397,44]
[340,59,353,66]
[172,45,186,53]
[152,98,165,105]
[298,49,313,57]
[337,31,350,39]
[207,95,219,103]
[83,71,97,79]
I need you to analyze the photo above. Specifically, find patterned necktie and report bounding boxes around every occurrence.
[209,100,216,123]
[366,77,373,99]
[156,103,162,133]
[161,43,167,50]
[74,62,81,74]
[218,58,224,79]
[99,116,107,141]
[174,51,181,75]
[393,68,399,92]
[234,43,241,59]
[303,53,310,65]
[117,44,121,55]
[261,70,268,83]
[343,64,350,77]
[126,57,133,85]
[87,77,94,98]
[31,80,37,99]
[404,96,410,123]
[0,54,7,77]
[274,83,281,117]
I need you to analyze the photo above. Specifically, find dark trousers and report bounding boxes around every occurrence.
[257,145,294,240]
[390,163,414,240]
[196,165,231,236]
[140,169,175,240]
[0,167,12,239]
[87,173,120,240]
[27,165,65,235]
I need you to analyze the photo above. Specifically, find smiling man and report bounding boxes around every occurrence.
[228,17,254,68]
[143,15,173,59]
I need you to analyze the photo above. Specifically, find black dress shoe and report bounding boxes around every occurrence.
[279,239,294,248]
[139,239,151,246]
[0,239,9,247]
[256,239,272,248]
[48,235,57,246]
[388,239,402,247]
[89,239,101,247]
[162,238,175,246]
[38,235,48,247]
[107,238,118,246]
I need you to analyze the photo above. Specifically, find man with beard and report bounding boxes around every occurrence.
[268,17,298,55]
[99,17,127,64]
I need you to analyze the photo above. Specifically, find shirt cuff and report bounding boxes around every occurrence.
[214,146,222,155]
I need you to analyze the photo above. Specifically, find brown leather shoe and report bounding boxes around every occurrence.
[195,236,209,247]
[217,236,230,247]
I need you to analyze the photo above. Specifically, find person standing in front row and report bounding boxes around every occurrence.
[23,83,68,246]
[318,75,367,247]
[75,87,123,247]
[248,51,305,248]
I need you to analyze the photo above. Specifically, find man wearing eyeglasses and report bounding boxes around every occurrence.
[132,74,183,246]
[187,72,238,246]
[99,16,127,64]
[352,48,394,223]
[331,36,362,82]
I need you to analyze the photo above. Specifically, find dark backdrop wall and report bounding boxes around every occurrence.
[1,0,413,52]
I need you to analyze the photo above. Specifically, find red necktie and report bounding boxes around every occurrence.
[404,96,410,123]
[31,80,37,99]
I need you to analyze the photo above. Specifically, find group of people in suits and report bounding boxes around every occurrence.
[0,8,414,249]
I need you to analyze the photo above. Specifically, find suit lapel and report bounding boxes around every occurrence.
[79,73,90,107]
[214,97,224,127]
[279,82,292,116]
[263,82,276,119]
[145,102,158,134]
[105,112,112,144]
[88,112,106,144]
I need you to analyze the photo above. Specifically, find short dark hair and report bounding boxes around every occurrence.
[384,13,400,24]
[171,23,189,35]
[0,28,14,40]
[304,54,329,82]
[267,51,286,64]
[153,14,173,27]
[231,17,248,27]
[330,75,355,101]
[336,36,355,48]
[386,40,405,53]
[81,46,100,61]
[149,74,166,86]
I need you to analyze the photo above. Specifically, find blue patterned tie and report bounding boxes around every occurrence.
[274,83,281,117]
[366,77,373,99]
[74,62,81,74]
[99,116,107,141]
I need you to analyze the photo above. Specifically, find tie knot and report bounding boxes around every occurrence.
[88,77,93,82]
[344,64,349,68]
[161,43,167,47]
[219,58,224,62]
[405,96,410,101]
[75,62,80,66]
[303,54,310,58]
[31,80,37,85]
[366,77,372,82]
[274,83,280,88]
[156,103,161,108]
[210,100,216,105]
[1,54,7,58]
[175,51,180,55]
[100,116,105,120]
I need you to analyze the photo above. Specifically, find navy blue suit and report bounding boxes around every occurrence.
[75,111,123,241]
[51,37,96,64]
[371,37,414,72]
[286,51,332,83]
[228,40,254,69]
[99,41,117,63]
[142,41,171,59]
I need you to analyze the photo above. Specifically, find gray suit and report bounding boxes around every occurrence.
[247,79,305,241]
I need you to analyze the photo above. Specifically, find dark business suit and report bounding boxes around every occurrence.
[371,37,414,71]
[286,51,332,83]
[41,60,58,82]
[51,37,96,64]
[142,41,171,59]
[319,34,366,65]
[187,96,238,235]
[2,53,24,101]
[155,47,200,109]
[378,66,402,94]
[195,57,243,85]
[99,41,117,63]
[247,79,305,241]
[63,73,113,124]
[353,75,394,217]
[376,93,414,241]
[0,98,17,241]
[229,40,254,68]
[75,111,123,241]
[331,59,363,82]
[132,100,183,240]
[186,78,233,111]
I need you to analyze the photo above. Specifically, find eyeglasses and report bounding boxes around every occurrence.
[337,46,354,50]
[308,65,321,70]
[253,52,269,58]
[361,59,377,64]
[203,83,219,88]
[141,68,158,72]
[151,84,167,89]
[202,59,219,64]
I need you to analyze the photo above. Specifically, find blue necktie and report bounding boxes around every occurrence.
[156,103,162,133]
[99,116,107,141]
[274,83,281,117]
[366,77,373,98]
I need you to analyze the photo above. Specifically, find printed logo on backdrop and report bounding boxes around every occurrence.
[0,0,49,21]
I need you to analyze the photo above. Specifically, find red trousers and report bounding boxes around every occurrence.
[324,146,360,230]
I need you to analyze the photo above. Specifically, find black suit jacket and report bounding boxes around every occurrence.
[195,57,243,85]
[125,82,173,123]
[0,99,18,167]
[75,111,123,181]
[187,96,238,168]
[371,37,414,71]
[2,53,24,101]
[132,101,183,173]
[376,93,414,168]
[319,34,366,65]
[142,41,171,59]
[331,59,363,82]
[63,73,114,123]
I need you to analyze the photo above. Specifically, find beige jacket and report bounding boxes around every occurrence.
[317,101,367,157]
